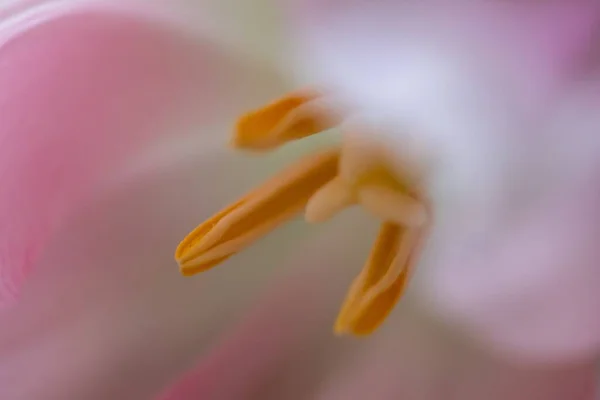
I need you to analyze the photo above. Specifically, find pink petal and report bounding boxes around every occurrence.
[155,215,377,400]
[426,168,600,364]
[156,270,330,400]
[0,3,229,306]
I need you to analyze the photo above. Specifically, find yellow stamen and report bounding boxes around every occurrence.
[233,90,338,151]
[176,149,340,275]
[305,167,426,335]
[305,177,356,223]
[359,185,426,227]
[339,133,389,184]
[335,223,420,336]
[176,90,430,337]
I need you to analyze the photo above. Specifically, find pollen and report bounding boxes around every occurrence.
[175,91,429,336]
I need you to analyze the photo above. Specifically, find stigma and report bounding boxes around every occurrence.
[175,90,430,336]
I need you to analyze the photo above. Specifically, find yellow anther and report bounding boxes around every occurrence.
[176,90,430,337]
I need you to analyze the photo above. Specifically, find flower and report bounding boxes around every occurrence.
[1,0,599,399]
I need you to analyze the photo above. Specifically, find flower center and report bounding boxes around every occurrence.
[306,135,427,228]
[175,90,430,336]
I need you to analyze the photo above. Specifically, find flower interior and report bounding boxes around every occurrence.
[175,90,430,336]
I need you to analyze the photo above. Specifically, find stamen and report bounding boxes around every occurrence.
[338,134,387,184]
[176,90,431,338]
[357,229,419,311]
[334,223,415,336]
[305,177,356,223]
[176,149,340,275]
[233,90,339,151]
[359,185,427,227]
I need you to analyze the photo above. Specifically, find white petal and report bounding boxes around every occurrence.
[284,0,599,196]
[284,0,600,364]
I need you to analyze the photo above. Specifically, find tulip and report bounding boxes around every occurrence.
[1,1,599,399]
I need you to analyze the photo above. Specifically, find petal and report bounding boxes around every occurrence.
[424,158,600,364]
[416,87,600,364]
[0,3,296,399]
[315,312,598,400]
[158,210,378,400]
[285,0,598,111]
[157,266,336,400]
[0,1,282,306]
[284,0,600,365]
[283,0,600,196]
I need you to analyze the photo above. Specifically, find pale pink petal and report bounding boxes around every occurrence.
[156,270,332,400]
[0,3,298,398]
[156,213,377,400]
[313,314,597,400]
[0,2,234,306]
[426,160,600,364]
[155,213,598,400]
